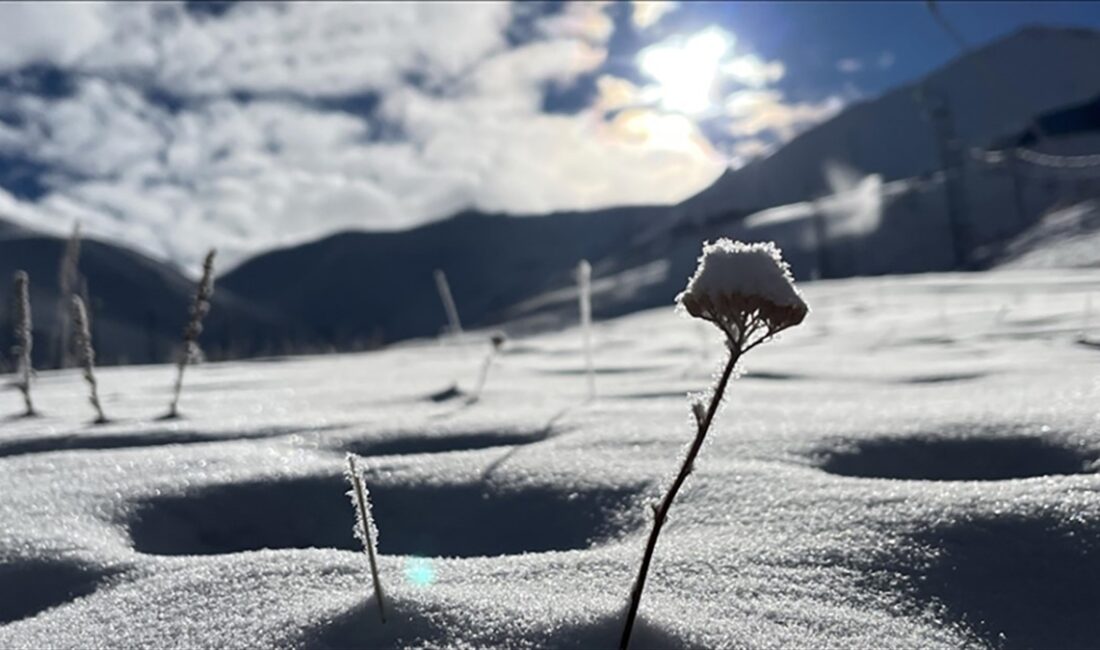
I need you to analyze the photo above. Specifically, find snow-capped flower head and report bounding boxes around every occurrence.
[676,239,808,348]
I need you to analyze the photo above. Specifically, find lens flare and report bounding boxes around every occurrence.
[404,557,435,587]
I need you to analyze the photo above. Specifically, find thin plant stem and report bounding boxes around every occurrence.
[12,271,35,417]
[578,260,594,399]
[71,296,107,423]
[434,269,463,337]
[620,341,742,650]
[167,250,215,418]
[469,348,497,403]
[349,456,387,624]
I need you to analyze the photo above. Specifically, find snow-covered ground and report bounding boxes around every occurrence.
[2,269,1099,649]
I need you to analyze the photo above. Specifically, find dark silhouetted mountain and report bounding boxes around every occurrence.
[0,220,290,368]
[219,207,672,347]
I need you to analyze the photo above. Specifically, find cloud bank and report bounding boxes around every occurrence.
[0,1,841,272]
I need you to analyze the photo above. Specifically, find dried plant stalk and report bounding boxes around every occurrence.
[70,295,107,423]
[56,223,82,368]
[577,260,594,399]
[620,240,808,650]
[346,454,387,624]
[11,271,35,416]
[167,249,216,418]
[434,269,463,337]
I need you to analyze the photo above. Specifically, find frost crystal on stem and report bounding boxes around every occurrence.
[167,249,216,418]
[346,454,387,624]
[11,271,35,417]
[71,296,107,424]
[620,239,807,650]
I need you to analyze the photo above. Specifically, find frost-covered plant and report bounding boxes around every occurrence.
[346,454,387,623]
[70,296,107,424]
[433,269,463,337]
[620,240,808,650]
[577,259,595,399]
[167,249,215,418]
[10,271,35,417]
[468,331,506,403]
[56,222,82,368]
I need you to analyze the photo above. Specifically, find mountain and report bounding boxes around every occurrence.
[219,27,1100,348]
[218,207,669,347]
[4,27,1100,363]
[0,219,289,369]
[679,26,1100,220]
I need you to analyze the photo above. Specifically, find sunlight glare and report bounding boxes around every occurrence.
[638,27,732,114]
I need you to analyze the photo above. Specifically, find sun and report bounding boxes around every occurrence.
[638,27,732,115]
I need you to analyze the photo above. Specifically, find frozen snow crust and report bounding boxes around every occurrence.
[2,269,1100,649]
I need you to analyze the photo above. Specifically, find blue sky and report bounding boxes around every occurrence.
[0,1,1098,271]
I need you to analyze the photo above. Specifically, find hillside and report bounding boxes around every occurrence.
[679,26,1100,219]
[0,224,289,368]
[4,27,1099,361]
[218,207,666,347]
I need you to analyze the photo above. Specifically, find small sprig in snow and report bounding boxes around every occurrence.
[167,249,216,418]
[56,223,82,369]
[577,259,595,399]
[70,296,107,424]
[345,454,387,624]
[676,240,808,349]
[434,269,463,337]
[11,271,35,417]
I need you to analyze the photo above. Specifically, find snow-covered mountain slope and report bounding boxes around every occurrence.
[1,270,1098,649]
[679,27,1100,219]
[218,27,1100,352]
[7,28,1100,364]
[995,200,1100,269]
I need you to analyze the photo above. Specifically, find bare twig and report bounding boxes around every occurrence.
[11,271,35,416]
[346,454,387,624]
[167,249,216,418]
[70,296,107,423]
[619,343,740,650]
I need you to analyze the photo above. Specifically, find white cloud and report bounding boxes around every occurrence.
[729,138,775,166]
[85,2,514,97]
[631,1,678,30]
[723,53,785,88]
[539,1,614,44]
[0,2,109,70]
[726,90,845,141]
[0,2,731,272]
[836,58,863,74]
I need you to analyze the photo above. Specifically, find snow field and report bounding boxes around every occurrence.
[1,269,1099,649]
